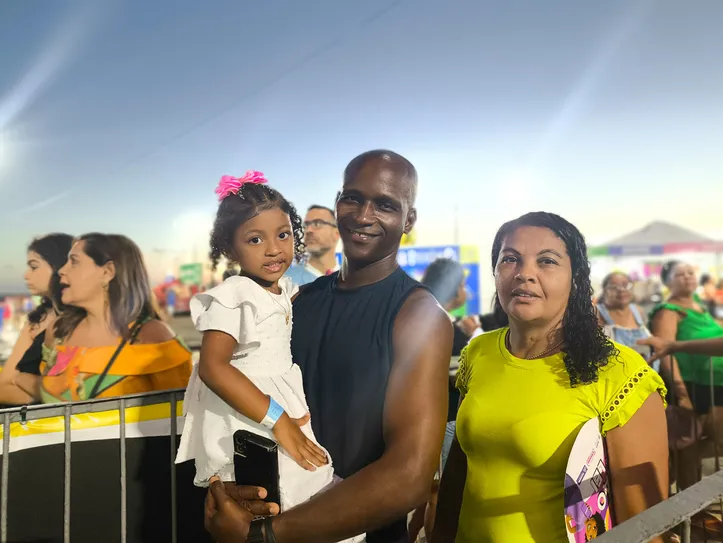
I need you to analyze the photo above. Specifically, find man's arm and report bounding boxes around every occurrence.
[272,289,453,543]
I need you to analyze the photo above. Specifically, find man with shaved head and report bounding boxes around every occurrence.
[205,150,453,543]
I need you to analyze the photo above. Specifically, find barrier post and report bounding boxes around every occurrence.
[682,517,691,543]
[120,397,127,543]
[170,391,178,543]
[1,413,10,543]
[63,404,71,543]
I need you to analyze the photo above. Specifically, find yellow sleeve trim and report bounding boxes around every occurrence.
[456,346,470,397]
[600,365,667,436]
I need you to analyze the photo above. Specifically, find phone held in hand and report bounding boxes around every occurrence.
[234,430,281,508]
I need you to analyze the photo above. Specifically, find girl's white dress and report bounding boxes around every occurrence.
[176,276,343,516]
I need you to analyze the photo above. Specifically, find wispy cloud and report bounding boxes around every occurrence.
[8,190,73,218]
[0,3,111,131]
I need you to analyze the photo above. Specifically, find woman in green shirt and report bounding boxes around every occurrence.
[650,260,723,489]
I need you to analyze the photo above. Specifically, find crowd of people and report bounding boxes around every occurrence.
[1,149,722,543]
[0,233,192,408]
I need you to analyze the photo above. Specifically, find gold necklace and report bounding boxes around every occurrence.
[266,288,290,325]
[505,330,564,360]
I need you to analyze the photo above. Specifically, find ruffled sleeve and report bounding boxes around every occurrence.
[597,344,668,436]
[190,276,260,354]
[279,276,299,299]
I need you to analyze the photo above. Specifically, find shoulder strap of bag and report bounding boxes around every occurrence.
[88,317,145,400]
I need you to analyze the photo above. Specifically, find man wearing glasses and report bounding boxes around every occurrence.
[285,204,340,287]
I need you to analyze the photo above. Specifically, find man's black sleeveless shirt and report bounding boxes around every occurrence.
[291,267,423,543]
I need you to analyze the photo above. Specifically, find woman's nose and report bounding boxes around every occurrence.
[515,263,537,282]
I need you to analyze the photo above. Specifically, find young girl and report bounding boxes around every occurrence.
[176,171,345,518]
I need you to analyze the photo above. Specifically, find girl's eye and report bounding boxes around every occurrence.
[279,232,291,240]
[501,256,517,264]
[539,258,558,266]
[249,237,262,245]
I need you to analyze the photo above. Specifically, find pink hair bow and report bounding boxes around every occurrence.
[215,170,268,201]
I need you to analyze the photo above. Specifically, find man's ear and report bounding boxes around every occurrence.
[404,208,417,234]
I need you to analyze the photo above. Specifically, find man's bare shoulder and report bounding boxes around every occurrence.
[396,288,453,336]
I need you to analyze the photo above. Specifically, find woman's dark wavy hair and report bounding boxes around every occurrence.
[26,233,74,327]
[209,183,305,271]
[55,234,160,340]
[491,212,617,386]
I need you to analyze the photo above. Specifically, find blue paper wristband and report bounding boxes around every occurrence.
[261,396,285,429]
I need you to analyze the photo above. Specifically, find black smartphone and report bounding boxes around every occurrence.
[233,430,281,507]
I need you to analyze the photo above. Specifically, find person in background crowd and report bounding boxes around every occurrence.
[650,260,723,490]
[14,233,192,403]
[699,273,721,320]
[166,285,177,318]
[0,234,73,407]
[285,204,340,287]
[596,271,654,363]
[422,258,482,358]
[433,212,668,543]
[204,149,452,543]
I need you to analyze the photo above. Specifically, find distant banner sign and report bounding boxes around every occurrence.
[179,263,203,285]
[590,242,723,257]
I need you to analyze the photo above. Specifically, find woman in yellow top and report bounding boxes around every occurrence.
[16,233,192,402]
[433,212,668,543]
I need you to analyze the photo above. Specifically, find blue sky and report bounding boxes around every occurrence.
[1,0,722,292]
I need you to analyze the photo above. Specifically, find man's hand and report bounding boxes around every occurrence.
[205,477,279,542]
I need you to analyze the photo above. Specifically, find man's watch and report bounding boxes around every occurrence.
[247,519,265,543]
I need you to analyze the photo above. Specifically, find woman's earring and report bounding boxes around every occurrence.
[102,283,109,312]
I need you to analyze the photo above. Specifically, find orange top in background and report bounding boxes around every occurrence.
[40,338,192,403]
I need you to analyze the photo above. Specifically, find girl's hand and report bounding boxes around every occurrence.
[272,412,329,471]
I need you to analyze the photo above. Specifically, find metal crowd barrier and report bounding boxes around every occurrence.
[598,469,723,542]
[2,361,723,542]
[0,388,197,543]
[598,356,723,542]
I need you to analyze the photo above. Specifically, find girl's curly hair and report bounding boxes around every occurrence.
[491,211,618,386]
[209,183,305,271]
